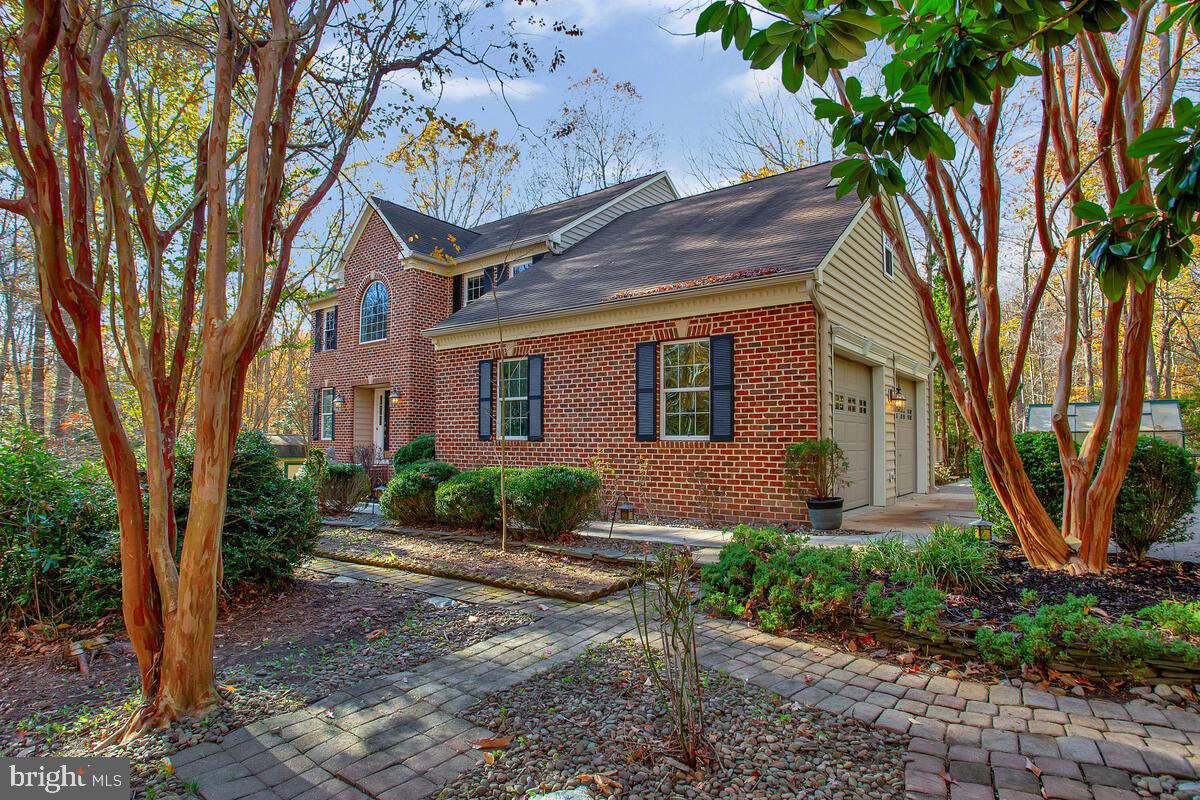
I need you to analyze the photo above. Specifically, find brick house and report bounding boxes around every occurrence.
[310,162,933,525]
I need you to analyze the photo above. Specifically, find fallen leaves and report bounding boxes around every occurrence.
[576,772,622,797]
[366,628,387,641]
[470,734,513,750]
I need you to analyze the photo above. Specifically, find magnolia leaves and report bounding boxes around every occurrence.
[696,1,882,85]
[1069,99,1200,302]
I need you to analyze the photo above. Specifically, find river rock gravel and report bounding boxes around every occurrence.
[438,641,906,800]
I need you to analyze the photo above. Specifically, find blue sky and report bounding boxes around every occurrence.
[354,0,794,202]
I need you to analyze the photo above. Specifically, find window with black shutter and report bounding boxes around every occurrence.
[478,360,493,439]
[635,342,657,441]
[313,309,324,352]
[709,334,734,441]
[527,355,544,441]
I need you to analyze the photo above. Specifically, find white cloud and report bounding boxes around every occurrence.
[387,71,545,104]
[718,68,784,98]
[508,0,682,35]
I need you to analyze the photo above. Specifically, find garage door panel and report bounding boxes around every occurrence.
[834,358,872,510]
[896,377,917,497]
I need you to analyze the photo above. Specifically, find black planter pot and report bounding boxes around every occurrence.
[806,497,845,531]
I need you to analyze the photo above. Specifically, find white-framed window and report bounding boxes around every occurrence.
[498,358,530,439]
[465,270,486,303]
[661,339,711,439]
[320,388,335,440]
[511,260,532,275]
[359,281,387,342]
[323,306,338,350]
[883,235,895,277]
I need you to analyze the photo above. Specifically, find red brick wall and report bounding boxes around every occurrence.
[434,303,819,526]
[310,211,450,464]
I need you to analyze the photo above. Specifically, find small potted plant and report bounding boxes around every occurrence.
[783,439,849,531]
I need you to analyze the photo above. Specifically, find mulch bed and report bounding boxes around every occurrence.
[0,568,530,798]
[317,527,637,601]
[946,542,1200,624]
[438,641,906,800]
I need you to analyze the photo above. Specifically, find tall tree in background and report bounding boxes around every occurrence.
[0,0,567,732]
[390,118,520,227]
[527,70,662,203]
[699,0,1198,571]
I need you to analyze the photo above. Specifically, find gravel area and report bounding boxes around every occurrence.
[318,527,635,600]
[439,641,906,800]
[1,568,531,798]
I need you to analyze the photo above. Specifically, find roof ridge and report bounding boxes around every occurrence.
[369,195,480,237]
[669,159,843,204]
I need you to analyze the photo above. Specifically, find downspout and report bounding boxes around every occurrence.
[806,277,830,440]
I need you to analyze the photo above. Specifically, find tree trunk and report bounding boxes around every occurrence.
[981,436,1072,568]
[30,301,46,433]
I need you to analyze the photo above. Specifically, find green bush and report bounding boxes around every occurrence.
[0,426,121,623]
[912,523,1000,594]
[392,433,435,472]
[382,461,459,525]
[435,467,508,530]
[701,527,859,633]
[175,431,320,591]
[896,582,946,634]
[506,466,600,540]
[856,535,914,577]
[320,463,371,514]
[1111,437,1198,559]
[969,432,1065,538]
[303,448,330,494]
[970,433,1198,555]
[1141,600,1200,638]
[972,594,1200,673]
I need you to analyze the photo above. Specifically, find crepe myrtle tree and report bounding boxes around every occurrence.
[696,0,1199,571]
[0,0,572,735]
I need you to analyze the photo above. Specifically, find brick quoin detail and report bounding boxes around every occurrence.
[310,211,450,464]
[435,302,820,526]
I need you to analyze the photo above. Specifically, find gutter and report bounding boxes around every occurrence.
[423,268,817,340]
[406,234,551,272]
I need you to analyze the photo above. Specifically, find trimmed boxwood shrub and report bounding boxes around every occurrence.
[1111,437,1198,559]
[392,433,435,472]
[969,432,1197,556]
[176,430,320,591]
[969,432,1066,537]
[435,467,510,530]
[382,460,459,525]
[320,463,371,514]
[506,466,600,540]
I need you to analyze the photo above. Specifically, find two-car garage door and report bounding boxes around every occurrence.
[833,358,872,510]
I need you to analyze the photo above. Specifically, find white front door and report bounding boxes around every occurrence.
[372,388,387,457]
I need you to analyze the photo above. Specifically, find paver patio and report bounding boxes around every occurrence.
[173,556,1200,800]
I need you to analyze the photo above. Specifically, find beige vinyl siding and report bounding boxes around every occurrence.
[818,203,932,505]
[557,176,678,249]
[353,386,374,449]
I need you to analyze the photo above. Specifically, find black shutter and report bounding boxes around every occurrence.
[452,275,463,311]
[313,310,324,352]
[382,390,390,451]
[635,341,657,441]
[710,334,734,441]
[312,391,320,440]
[327,306,337,350]
[528,355,544,441]
[478,360,493,440]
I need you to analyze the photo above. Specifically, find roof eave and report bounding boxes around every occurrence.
[423,268,817,340]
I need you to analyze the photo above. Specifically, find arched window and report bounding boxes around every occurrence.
[360,281,388,343]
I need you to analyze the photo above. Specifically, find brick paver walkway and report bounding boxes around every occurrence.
[173,559,1200,800]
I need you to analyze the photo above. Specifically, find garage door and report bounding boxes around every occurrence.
[896,376,917,497]
[834,358,872,510]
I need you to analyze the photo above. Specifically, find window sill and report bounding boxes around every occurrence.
[358,337,387,346]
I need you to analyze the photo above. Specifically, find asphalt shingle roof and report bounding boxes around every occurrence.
[427,161,862,333]
[372,173,662,261]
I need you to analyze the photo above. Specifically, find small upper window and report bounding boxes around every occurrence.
[883,235,895,277]
[323,306,338,350]
[662,340,711,439]
[360,281,387,343]
[465,271,486,303]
